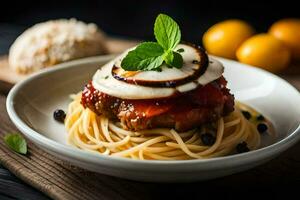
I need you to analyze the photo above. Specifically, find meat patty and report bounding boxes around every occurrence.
[81,76,234,131]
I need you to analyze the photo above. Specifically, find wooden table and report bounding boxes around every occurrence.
[1,62,300,199]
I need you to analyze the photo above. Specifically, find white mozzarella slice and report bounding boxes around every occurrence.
[92,44,224,99]
[112,44,201,85]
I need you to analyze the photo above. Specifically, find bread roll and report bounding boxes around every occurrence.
[9,19,107,74]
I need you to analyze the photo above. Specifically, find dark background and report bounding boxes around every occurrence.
[0,1,300,199]
[0,0,299,54]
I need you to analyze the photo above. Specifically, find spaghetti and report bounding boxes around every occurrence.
[64,93,266,160]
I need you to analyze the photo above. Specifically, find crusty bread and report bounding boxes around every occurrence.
[9,19,107,74]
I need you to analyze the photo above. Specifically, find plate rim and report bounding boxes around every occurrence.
[6,55,300,170]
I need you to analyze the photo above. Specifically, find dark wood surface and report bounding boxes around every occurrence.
[0,63,300,199]
[0,166,49,200]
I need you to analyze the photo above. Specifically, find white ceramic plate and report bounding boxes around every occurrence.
[6,55,300,182]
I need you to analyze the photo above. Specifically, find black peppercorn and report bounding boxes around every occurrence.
[201,133,216,146]
[53,109,66,123]
[242,111,251,120]
[257,123,268,133]
[236,142,250,153]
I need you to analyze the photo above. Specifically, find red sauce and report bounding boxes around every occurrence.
[81,76,234,131]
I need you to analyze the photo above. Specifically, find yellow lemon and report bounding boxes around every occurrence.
[236,34,291,72]
[269,18,300,60]
[203,19,254,59]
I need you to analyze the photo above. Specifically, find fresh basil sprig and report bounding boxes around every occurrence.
[4,133,27,155]
[121,14,183,71]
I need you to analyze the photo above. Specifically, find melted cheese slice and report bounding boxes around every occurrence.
[113,44,202,84]
[92,44,224,99]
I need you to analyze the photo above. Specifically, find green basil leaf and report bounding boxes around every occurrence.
[165,51,183,69]
[154,14,181,50]
[4,134,27,155]
[121,14,183,71]
[121,42,165,71]
[164,50,174,65]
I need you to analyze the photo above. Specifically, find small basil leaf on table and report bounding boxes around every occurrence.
[4,133,27,155]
